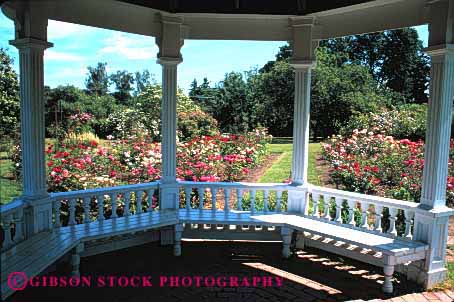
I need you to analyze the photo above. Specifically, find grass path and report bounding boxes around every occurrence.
[259,143,322,185]
[0,155,21,205]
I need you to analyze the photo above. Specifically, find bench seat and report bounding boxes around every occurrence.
[1,210,178,300]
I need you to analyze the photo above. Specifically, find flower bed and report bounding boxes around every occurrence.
[30,129,270,193]
[322,129,454,206]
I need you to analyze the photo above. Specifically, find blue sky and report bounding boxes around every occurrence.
[0,12,428,92]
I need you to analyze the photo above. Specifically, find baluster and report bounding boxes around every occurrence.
[237,189,243,211]
[312,193,320,218]
[224,188,231,213]
[124,192,131,216]
[97,195,105,221]
[334,197,343,223]
[14,210,24,242]
[136,191,143,214]
[276,190,283,212]
[263,190,269,212]
[374,205,383,233]
[199,187,205,210]
[69,198,77,226]
[404,209,414,239]
[347,199,356,226]
[361,202,370,229]
[83,196,91,224]
[185,187,192,210]
[54,200,61,228]
[3,214,12,248]
[110,193,118,218]
[323,195,331,220]
[387,207,398,236]
[250,189,256,213]
[211,187,218,213]
[147,189,153,212]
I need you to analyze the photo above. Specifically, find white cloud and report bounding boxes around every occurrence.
[99,32,157,60]
[45,50,85,61]
[47,20,94,40]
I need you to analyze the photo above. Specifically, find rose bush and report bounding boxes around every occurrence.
[13,128,270,193]
[322,129,454,206]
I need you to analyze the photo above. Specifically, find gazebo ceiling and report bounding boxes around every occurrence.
[118,0,376,15]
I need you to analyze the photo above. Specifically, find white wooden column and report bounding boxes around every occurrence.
[156,15,184,213]
[10,38,52,199]
[287,17,318,213]
[8,4,54,235]
[411,0,454,289]
[160,59,180,185]
[420,52,454,209]
[291,65,313,185]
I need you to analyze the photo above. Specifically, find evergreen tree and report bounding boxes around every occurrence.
[85,62,109,96]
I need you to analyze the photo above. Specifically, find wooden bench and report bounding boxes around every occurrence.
[280,214,428,293]
[1,210,177,300]
[175,210,428,293]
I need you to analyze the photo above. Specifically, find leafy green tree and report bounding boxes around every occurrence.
[0,48,20,139]
[249,46,391,137]
[248,61,295,136]
[321,28,429,103]
[134,70,153,96]
[85,62,109,96]
[310,48,392,138]
[189,77,219,114]
[110,70,135,103]
[214,72,250,133]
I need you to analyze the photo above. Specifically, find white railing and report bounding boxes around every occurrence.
[307,185,418,240]
[2,181,421,251]
[177,181,302,213]
[0,198,26,250]
[50,181,160,228]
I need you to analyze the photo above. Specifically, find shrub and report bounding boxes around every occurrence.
[11,128,270,192]
[340,104,428,140]
[322,130,454,206]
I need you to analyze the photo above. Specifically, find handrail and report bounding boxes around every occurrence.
[178,180,304,191]
[309,185,418,210]
[50,181,160,200]
[0,198,25,216]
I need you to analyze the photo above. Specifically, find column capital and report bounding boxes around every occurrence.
[424,44,454,57]
[9,37,53,50]
[289,60,316,70]
[158,56,183,66]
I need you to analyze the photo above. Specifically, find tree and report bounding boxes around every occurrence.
[321,28,430,103]
[249,46,392,137]
[213,72,250,133]
[134,70,153,96]
[188,77,219,113]
[85,62,109,96]
[110,70,135,103]
[0,48,20,139]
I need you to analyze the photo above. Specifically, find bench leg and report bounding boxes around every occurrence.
[295,231,305,249]
[174,223,183,256]
[281,227,292,258]
[382,264,394,294]
[71,243,84,277]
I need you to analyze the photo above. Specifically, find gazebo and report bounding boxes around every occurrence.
[1,0,453,300]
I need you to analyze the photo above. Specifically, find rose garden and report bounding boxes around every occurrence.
[1,8,454,300]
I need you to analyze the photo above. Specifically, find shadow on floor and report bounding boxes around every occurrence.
[8,241,422,302]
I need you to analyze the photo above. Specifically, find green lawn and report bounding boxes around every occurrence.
[259,143,322,185]
[0,157,21,205]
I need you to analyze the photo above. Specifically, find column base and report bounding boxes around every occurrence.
[159,182,179,210]
[287,185,308,214]
[23,195,53,236]
[407,261,448,289]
